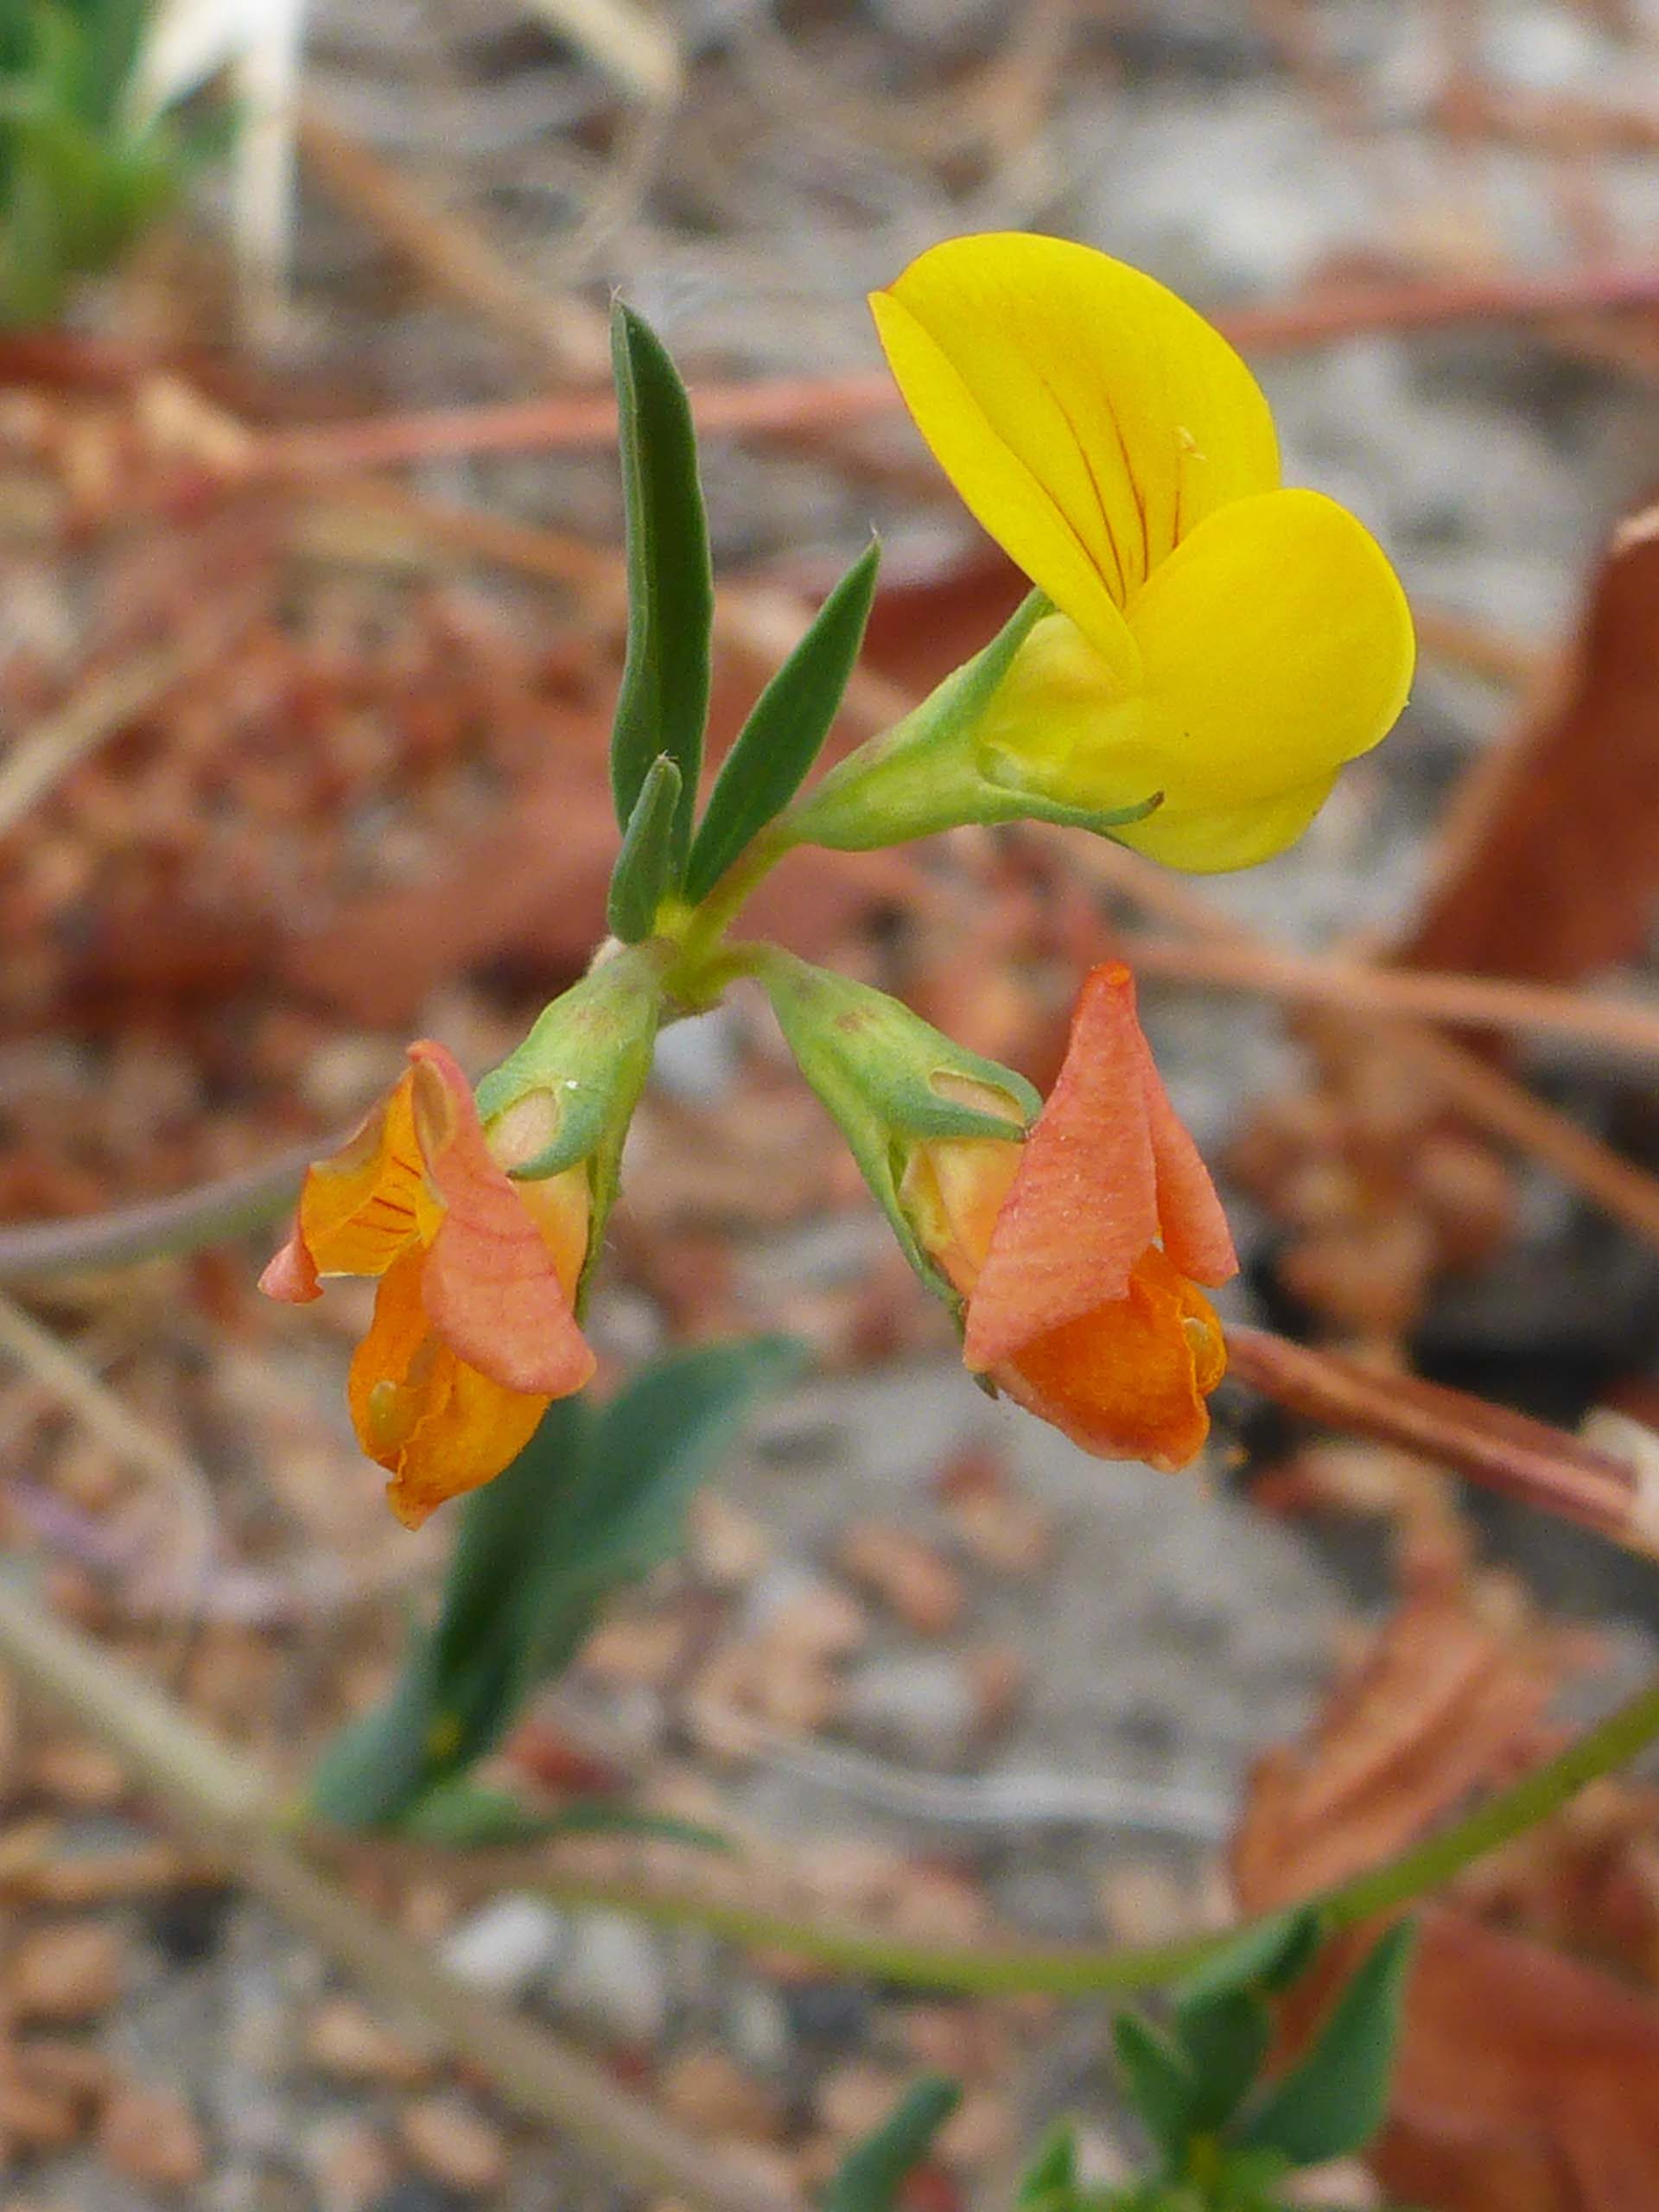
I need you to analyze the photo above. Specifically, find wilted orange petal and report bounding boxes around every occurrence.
[385,1359,550,1529]
[295,1070,431,1283]
[1138,1040,1237,1290]
[259,1228,321,1303]
[346,1253,549,1529]
[407,1042,596,1399]
[963,963,1160,1371]
[999,1247,1224,1471]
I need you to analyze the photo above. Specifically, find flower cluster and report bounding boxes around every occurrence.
[264,232,1413,1522]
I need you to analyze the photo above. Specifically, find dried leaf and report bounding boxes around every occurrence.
[1400,501,1659,985]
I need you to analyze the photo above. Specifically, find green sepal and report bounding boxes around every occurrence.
[474,944,665,1309]
[785,589,1162,853]
[685,537,881,904]
[607,753,683,942]
[823,2074,962,2212]
[1238,1919,1417,2168]
[757,949,1037,1304]
[608,299,714,877]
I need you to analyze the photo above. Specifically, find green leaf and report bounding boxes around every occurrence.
[1174,1991,1271,2134]
[1014,2123,1082,2212]
[1240,1921,1417,2168]
[607,753,683,942]
[307,1342,799,1831]
[608,299,714,877]
[512,1334,803,1695]
[684,537,880,904]
[1112,2012,1197,2175]
[1174,1908,1324,2016]
[399,1778,732,1853]
[308,1628,446,1828]
[823,2074,961,2212]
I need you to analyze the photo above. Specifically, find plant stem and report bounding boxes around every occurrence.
[331,1664,1659,1999]
[0,1571,803,2212]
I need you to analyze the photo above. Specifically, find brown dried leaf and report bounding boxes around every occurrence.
[1401,500,1659,984]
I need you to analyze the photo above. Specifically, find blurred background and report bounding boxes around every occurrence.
[4,2,1659,2207]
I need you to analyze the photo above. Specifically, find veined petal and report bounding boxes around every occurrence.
[408,1043,595,1399]
[874,234,1278,636]
[273,1070,432,1289]
[999,1248,1224,1471]
[963,963,1161,1371]
[1123,487,1415,814]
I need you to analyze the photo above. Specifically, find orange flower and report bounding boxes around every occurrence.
[918,963,1237,1470]
[261,1040,595,1527]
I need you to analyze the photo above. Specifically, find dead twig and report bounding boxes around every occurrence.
[0,1573,804,2212]
[1111,934,1659,1067]
[296,105,612,378]
[1225,1325,1656,1556]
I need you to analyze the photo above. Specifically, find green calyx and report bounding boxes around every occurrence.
[783,588,1161,854]
[756,948,1036,1303]
[474,944,666,1306]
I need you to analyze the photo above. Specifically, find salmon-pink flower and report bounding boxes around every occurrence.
[261,1040,595,1527]
[918,963,1238,1470]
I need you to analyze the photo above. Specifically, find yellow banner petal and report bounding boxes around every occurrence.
[874,234,1279,639]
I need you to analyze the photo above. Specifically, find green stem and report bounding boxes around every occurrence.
[671,825,793,976]
[493,1666,1659,1996]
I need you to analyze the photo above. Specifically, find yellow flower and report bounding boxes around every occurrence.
[869,232,1415,871]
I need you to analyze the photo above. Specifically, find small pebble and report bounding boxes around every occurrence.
[25,1739,128,1810]
[99,2083,208,2190]
[658,2047,785,2142]
[6,1920,124,2022]
[305,2115,401,2212]
[440,1895,565,1999]
[399,2095,510,2196]
[689,1495,772,1589]
[838,1523,965,1637]
[306,1996,435,2086]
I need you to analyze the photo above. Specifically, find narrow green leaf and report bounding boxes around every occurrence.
[1111,2012,1196,2175]
[684,537,880,904]
[823,2075,961,2212]
[308,1630,445,1827]
[512,1335,803,1695]
[1174,1991,1271,2133]
[1014,2123,1080,2210]
[1240,1921,1418,2168]
[607,753,683,942]
[1173,1906,1323,2015]
[609,299,713,875]
[400,1779,732,1853]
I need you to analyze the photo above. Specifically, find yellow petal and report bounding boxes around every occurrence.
[873,233,1279,645]
[1124,486,1414,813]
[1112,772,1339,874]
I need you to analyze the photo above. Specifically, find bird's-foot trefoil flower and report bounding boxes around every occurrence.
[791,232,1414,871]
[912,963,1239,1470]
[261,1040,596,1529]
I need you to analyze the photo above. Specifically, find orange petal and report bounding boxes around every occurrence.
[408,1042,596,1398]
[998,1247,1226,1471]
[347,1253,549,1529]
[1137,1034,1237,1292]
[963,963,1160,1370]
[259,1226,320,1303]
[284,1068,430,1284]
